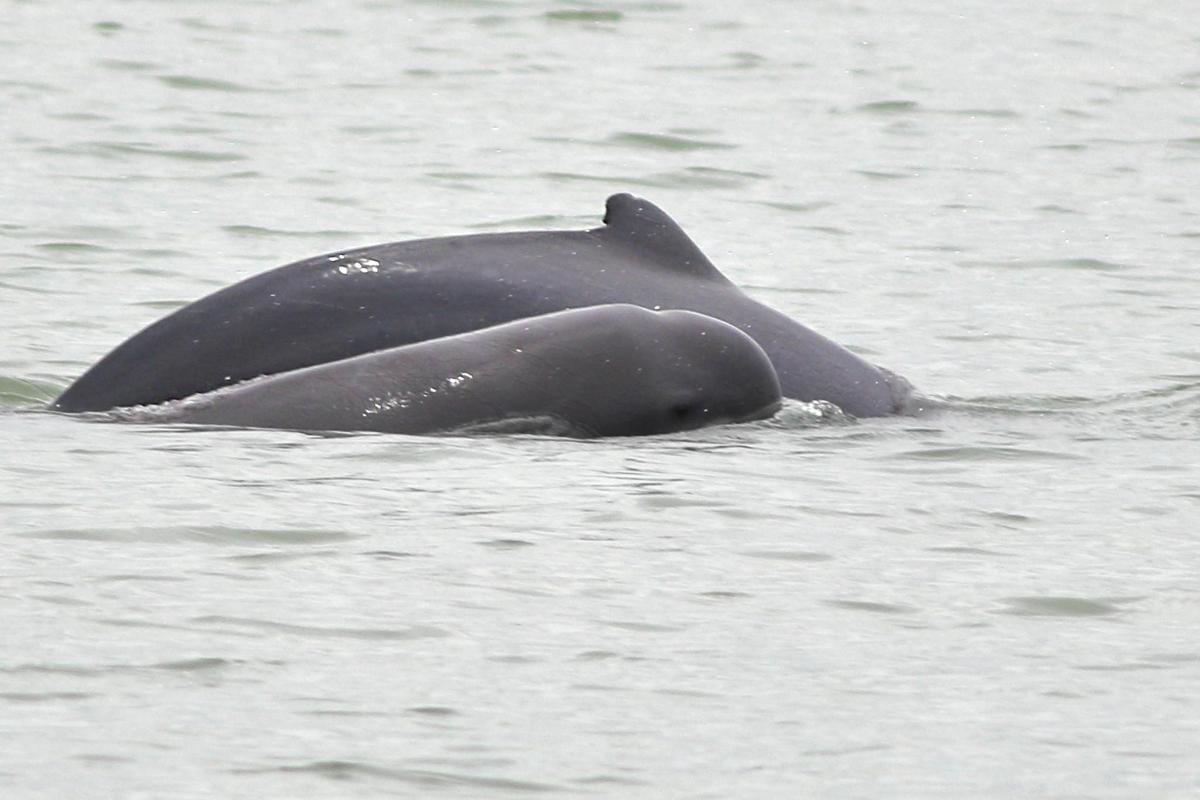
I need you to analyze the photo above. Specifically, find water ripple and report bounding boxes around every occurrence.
[960,257,1133,272]
[41,141,248,163]
[0,376,58,406]
[16,526,356,545]
[825,600,917,615]
[97,58,159,72]
[539,167,764,189]
[855,100,920,114]
[236,760,559,792]
[999,596,1138,617]
[221,224,360,239]
[739,549,832,562]
[0,691,93,703]
[544,10,622,24]
[157,74,257,92]
[605,131,736,151]
[192,616,450,641]
[889,445,1082,462]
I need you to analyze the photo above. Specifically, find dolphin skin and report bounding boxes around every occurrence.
[53,193,910,418]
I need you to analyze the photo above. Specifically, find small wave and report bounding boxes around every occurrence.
[191,615,449,641]
[942,380,1200,417]
[850,101,1020,119]
[853,169,914,181]
[221,224,360,239]
[466,214,585,230]
[34,241,113,255]
[855,100,921,114]
[825,599,917,615]
[0,376,60,407]
[637,167,764,188]
[96,58,157,72]
[157,74,256,93]
[0,79,59,92]
[0,691,94,703]
[149,657,234,673]
[235,760,559,792]
[800,224,850,237]
[740,549,832,562]
[959,257,1133,272]
[887,445,1083,463]
[424,169,496,182]
[920,383,1200,440]
[16,526,356,545]
[652,52,777,73]
[0,279,61,295]
[998,596,1136,618]
[605,131,737,152]
[755,200,835,214]
[943,108,1020,119]
[544,10,622,23]
[61,141,249,163]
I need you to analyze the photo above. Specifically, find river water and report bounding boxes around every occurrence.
[3,1,1199,797]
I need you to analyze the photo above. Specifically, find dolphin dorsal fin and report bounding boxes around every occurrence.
[596,193,730,283]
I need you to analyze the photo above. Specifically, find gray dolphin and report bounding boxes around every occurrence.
[114,305,783,437]
[53,193,911,417]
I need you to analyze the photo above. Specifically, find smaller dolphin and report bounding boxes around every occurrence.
[113,305,783,438]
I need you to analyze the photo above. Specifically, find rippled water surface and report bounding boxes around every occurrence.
[3,1,1200,797]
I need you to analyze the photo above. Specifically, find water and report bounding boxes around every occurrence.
[3,1,1199,797]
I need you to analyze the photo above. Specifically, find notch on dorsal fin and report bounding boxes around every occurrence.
[596,193,731,283]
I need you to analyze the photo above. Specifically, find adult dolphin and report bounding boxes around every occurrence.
[112,305,783,437]
[53,193,911,416]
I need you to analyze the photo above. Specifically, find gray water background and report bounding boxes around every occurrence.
[3,1,1200,797]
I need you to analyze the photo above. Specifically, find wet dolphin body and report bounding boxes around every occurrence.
[53,193,911,417]
[115,305,783,437]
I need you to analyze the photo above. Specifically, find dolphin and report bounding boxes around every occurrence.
[114,305,783,437]
[53,193,910,417]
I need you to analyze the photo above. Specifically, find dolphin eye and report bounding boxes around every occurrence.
[670,403,695,419]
